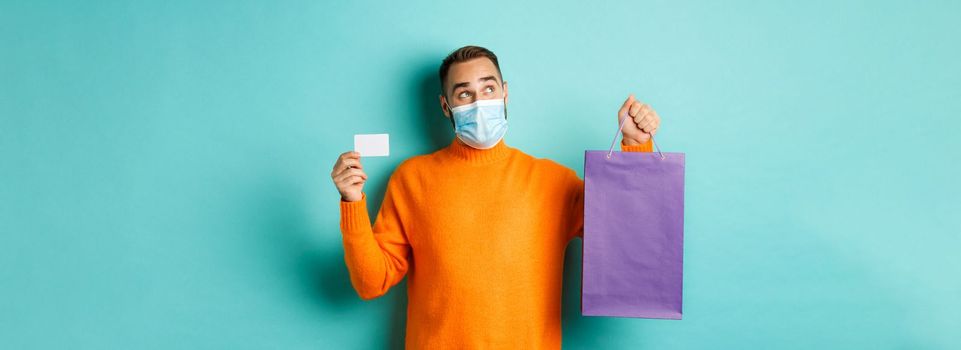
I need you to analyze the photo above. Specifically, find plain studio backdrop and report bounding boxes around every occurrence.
[1,1,959,349]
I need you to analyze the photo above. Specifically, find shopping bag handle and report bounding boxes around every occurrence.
[607,113,665,160]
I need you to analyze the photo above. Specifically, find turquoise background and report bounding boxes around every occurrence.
[2,1,959,349]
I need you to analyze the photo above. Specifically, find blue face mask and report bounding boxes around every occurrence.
[449,98,508,149]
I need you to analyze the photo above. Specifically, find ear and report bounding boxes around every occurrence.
[503,81,509,104]
[439,94,451,118]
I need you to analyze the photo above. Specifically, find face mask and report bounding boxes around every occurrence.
[449,98,508,149]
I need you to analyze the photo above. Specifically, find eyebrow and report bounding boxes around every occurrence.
[450,75,501,94]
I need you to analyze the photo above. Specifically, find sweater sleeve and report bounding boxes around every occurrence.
[339,174,411,300]
[620,138,654,152]
[565,138,653,241]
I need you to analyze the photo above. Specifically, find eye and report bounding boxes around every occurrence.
[458,91,471,99]
[484,86,494,93]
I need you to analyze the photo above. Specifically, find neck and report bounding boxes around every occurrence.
[444,137,511,164]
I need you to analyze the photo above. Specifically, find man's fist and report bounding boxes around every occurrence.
[331,151,367,202]
[617,94,661,145]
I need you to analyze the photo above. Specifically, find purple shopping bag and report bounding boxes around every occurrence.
[581,133,685,319]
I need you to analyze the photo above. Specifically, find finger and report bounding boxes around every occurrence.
[641,119,658,133]
[628,101,643,118]
[336,152,361,168]
[640,123,653,133]
[639,114,656,131]
[332,162,347,177]
[647,111,661,130]
[340,151,361,161]
[634,112,652,127]
[338,168,367,182]
[335,168,367,183]
[341,158,363,171]
[339,175,367,186]
[336,174,367,187]
[637,104,651,119]
[617,94,635,120]
[333,157,363,176]
[334,152,356,171]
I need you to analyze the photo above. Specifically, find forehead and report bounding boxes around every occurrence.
[446,58,500,90]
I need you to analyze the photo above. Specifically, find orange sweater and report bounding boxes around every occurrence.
[340,137,652,349]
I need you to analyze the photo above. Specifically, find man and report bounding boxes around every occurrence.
[330,46,661,349]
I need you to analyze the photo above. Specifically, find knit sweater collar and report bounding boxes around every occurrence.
[444,137,512,164]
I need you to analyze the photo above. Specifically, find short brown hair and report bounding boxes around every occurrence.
[438,45,502,95]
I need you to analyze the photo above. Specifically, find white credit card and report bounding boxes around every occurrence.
[354,133,389,157]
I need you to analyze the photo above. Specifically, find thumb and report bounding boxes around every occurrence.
[617,94,636,120]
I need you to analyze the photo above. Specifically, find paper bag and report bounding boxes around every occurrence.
[582,149,685,319]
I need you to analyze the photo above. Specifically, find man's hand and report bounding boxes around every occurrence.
[331,151,367,202]
[617,94,661,145]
